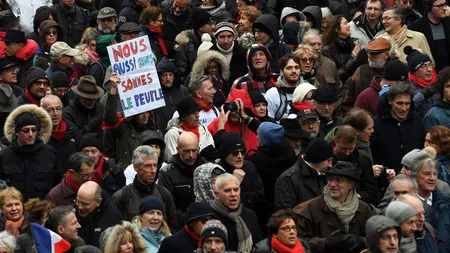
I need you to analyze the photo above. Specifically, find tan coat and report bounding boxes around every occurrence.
[377,29,434,64]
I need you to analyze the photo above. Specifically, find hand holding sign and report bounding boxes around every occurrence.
[109,73,121,95]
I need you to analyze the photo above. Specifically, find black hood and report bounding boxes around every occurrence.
[253,14,280,42]
[156,57,182,89]
[302,6,322,29]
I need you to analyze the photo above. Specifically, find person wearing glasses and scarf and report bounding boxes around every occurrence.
[140,6,168,62]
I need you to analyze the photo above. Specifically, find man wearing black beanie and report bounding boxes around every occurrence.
[274,137,333,210]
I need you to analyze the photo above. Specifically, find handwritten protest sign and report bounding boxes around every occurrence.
[107,36,165,118]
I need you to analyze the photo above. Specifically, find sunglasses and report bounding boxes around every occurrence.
[20,128,38,134]
[45,30,58,35]
[231,149,246,157]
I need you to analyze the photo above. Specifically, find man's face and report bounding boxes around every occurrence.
[281,59,300,84]
[202,236,225,253]
[407,199,425,231]
[135,156,158,185]
[4,42,23,57]
[382,10,401,33]
[159,72,174,88]
[78,96,97,109]
[300,118,320,137]
[389,94,411,120]
[58,55,74,69]
[368,51,389,69]
[184,111,200,127]
[98,17,117,34]
[443,80,450,103]
[59,212,81,241]
[254,28,271,44]
[358,116,374,143]
[16,125,37,145]
[76,191,101,217]
[327,175,355,201]
[314,101,335,119]
[42,97,63,127]
[415,164,438,194]
[191,216,213,235]
[414,62,433,82]
[287,137,301,156]
[251,51,268,71]
[52,87,69,99]
[224,149,245,169]
[30,79,50,99]
[216,31,234,50]
[60,0,75,9]
[299,53,315,73]
[304,35,322,58]
[393,180,414,200]
[377,228,399,253]
[430,0,447,20]
[400,215,418,238]
[333,139,356,160]
[82,147,101,166]
[365,1,383,21]
[0,66,17,84]
[214,179,241,210]
[197,80,216,104]
[399,0,414,9]
[71,163,95,187]
[173,0,189,16]
[178,143,198,166]
[121,32,140,42]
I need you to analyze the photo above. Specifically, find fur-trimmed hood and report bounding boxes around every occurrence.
[175,29,201,47]
[191,50,230,80]
[104,221,147,253]
[4,104,52,144]
[73,44,92,66]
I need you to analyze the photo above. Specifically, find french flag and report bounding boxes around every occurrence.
[31,223,72,253]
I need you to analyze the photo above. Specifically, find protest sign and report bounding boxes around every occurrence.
[107,36,165,118]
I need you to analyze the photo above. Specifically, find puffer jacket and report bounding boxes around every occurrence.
[409,78,439,119]
[174,29,203,81]
[252,14,292,74]
[423,97,450,129]
[12,39,38,89]
[191,50,229,107]
[365,215,401,253]
[322,36,358,84]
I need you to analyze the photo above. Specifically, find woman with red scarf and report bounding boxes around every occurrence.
[404,46,438,118]
[139,6,168,62]
[253,210,311,253]
[288,82,316,115]
[0,187,27,238]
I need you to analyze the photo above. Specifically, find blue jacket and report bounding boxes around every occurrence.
[437,154,450,185]
[416,223,445,253]
[423,97,450,129]
[432,189,450,251]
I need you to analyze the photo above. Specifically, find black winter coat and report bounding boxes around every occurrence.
[328,0,363,21]
[100,158,126,197]
[47,119,80,176]
[76,192,124,248]
[162,3,193,57]
[0,136,59,201]
[211,43,248,92]
[140,25,168,62]
[318,113,344,137]
[158,154,207,225]
[322,37,358,83]
[274,157,327,210]
[253,238,312,253]
[174,30,202,81]
[63,98,104,136]
[52,4,90,47]
[157,227,198,253]
[371,94,426,174]
[117,0,142,27]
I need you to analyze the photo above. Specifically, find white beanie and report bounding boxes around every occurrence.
[197,33,214,56]
[292,82,316,103]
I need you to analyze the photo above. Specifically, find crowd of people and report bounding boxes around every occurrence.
[0,0,449,252]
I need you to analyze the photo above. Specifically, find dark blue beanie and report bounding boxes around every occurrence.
[139,196,165,214]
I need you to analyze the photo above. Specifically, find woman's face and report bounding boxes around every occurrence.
[424,133,440,154]
[135,112,150,125]
[238,15,252,33]
[44,27,59,44]
[149,14,163,29]
[299,53,315,73]
[338,17,351,38]
[254,102,267,118]
[119,240,134,253]
[207,60,220,76]
[273,218,298,248]
[141,209,163,232]
[88,39,96,53]
[302,91,314,105]
[2,197,23,222]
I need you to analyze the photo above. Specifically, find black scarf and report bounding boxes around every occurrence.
[359,13,383,40]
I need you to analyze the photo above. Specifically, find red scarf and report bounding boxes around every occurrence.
[147,25,168,56]
[292,102,315,111]
[51,120,67,141]
[24,88,41,106]
[5,216,24,238]
[408,70,437,88]
[193,96,214,111]
[271,237,305,253]
[185,225,201,247]
[65,173,79,191]
[92,155,105,184]
[181,122,200,140]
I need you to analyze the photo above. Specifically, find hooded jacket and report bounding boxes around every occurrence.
[280,7,306,26]
[365,215,401,253]
[231,44,275,94]
[191,50,229,107]
[193,163,226,202]
[423,97,450,129]
[252,14,292,74]
[0,104,59,200]
[13,39,39,89]
[174,29,202,81]
[302,6,322,30]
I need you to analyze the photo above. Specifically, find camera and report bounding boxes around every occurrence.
[223,102,238,113]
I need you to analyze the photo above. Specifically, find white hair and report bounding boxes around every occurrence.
[0,231,16,251]
[131,145,158,167]
[215,173,240,191]
[40,94,62,108]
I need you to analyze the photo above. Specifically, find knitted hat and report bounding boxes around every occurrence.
[14,112,38,132]
[215,22,236,37]
[292,83,316,103]
[218,132,246,159]
[383,59,408,81]
[304,137,333,163]
[386,201,417,225]
[50,71,70,88]
[78,133,103,152]
[249,91,267,105]
[192,9,213,30]
[404,46,431,73]
[312,87,338,103]
[401,149,429,168]
[139,196,165,214]
[26,67,50,87]
[186,201,215,223]
[201,219,228,247]
[258,122,284,146]
[176,96,200,120]
[197,33,214,56]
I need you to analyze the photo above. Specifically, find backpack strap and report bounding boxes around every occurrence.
[274,87,288,121]
[424,222,437,242]
[120,185,131,218]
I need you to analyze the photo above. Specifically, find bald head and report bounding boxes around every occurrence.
[177,132,199,166]
[76,181,102,217]
[398,195,425,231]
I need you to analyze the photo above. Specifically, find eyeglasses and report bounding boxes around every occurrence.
[419,63,433,70]
[432,3,448,8]
[279,225,297,232]
[231,149,246,157]
[300,58,314,63]
[75,171,96,180]
[33,81,50,87]
[154,19,163,23]
[20,128,38,134]
[45,107,63,114]
[45,30,58,35]
[74,199,93,208]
